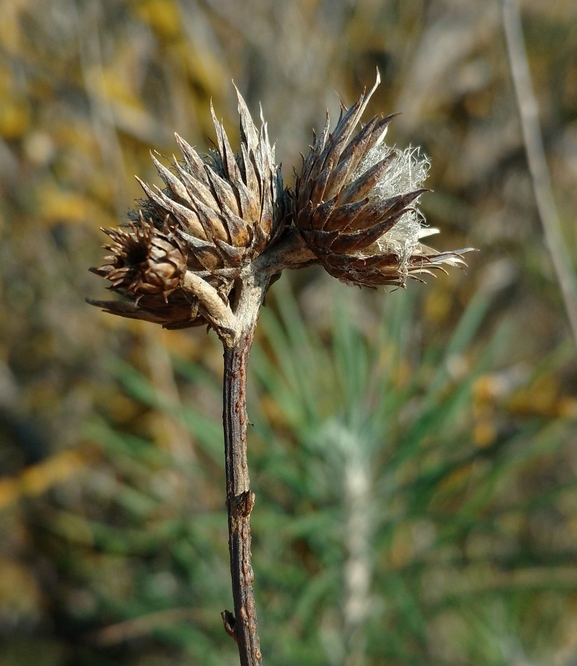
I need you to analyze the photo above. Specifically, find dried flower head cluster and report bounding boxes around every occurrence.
[89,74,473,336]
[294,75,469,287]
[89,87,284,329]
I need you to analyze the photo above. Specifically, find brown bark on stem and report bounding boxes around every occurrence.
[222,331,262,666]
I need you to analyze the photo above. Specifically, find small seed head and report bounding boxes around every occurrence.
[95,215,186,299]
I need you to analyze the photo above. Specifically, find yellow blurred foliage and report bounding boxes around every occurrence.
[393,357,412,389]
[135,0,182,40]
[437,461,475,495]
[0,0,27,54]
[473,374,502,402]
[175,41,226,96]
[508,374,574,418]
[105,392,146,424]
[471,370,577,446]
[473,420,497,448]
[0,98,30,139]
[424,286,453,324]
[101,63,145,111]
[0,447,99,512]
[0,558,43,621]
[260,393,290,430]
[388,522,413,569]
[37,182,90,224]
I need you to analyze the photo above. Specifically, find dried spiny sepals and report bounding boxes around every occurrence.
[134,87,283,281]
[294,72,474,287]
[90,86,284,330]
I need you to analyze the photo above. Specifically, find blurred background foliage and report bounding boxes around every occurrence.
[1,0,577,664]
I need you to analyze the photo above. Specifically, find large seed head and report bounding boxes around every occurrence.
[294,73,473,287]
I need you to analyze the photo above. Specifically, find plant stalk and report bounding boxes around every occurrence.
[221,301,263,664]
[219,246,309,664]
[502,0,577,350]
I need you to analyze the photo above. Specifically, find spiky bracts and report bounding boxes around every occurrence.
[89,87,284,330]
[293,73,472,287]
[90,75,474,334]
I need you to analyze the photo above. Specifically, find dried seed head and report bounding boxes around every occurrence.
[89,87,284,329]
[89,214,206,329]
[135,87,283,279]
[94,215,186,298]
[294,73,474,287]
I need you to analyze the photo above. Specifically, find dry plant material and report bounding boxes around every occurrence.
[502,0,577,349]
[88,72,474,666]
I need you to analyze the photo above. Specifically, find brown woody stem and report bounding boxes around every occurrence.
[221,285,263,665]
